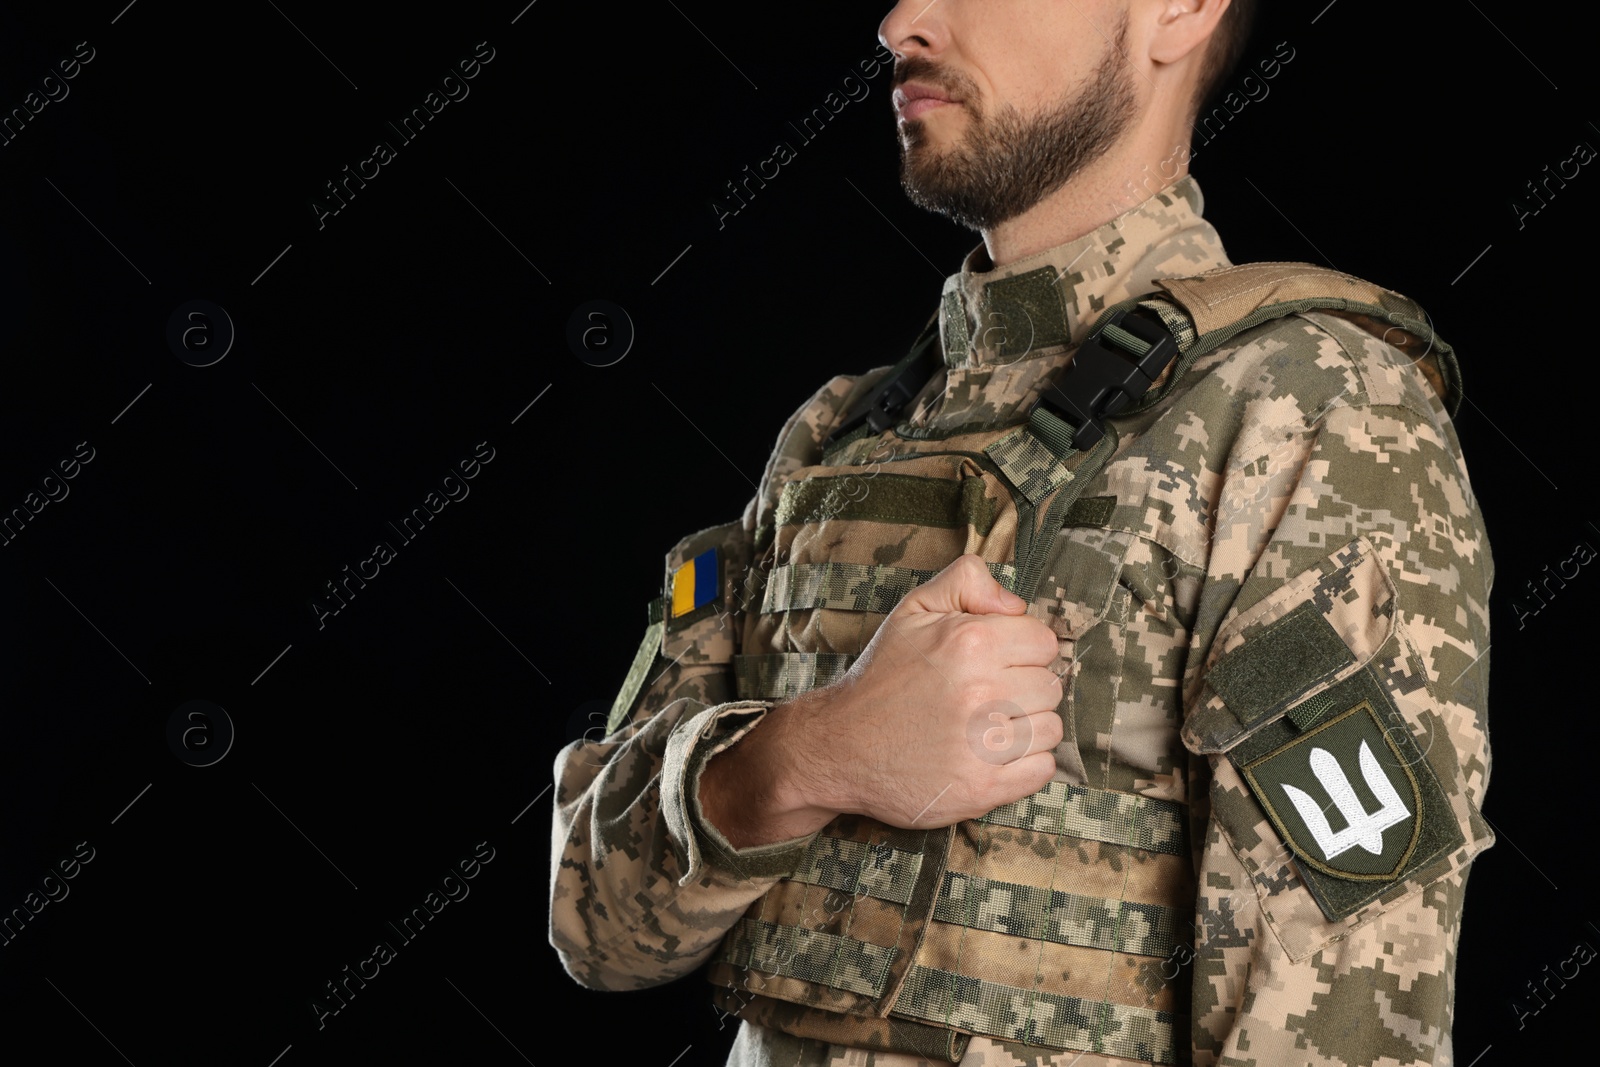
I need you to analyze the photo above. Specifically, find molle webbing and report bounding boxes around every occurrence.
[721,918,899,997]
[733,652,856,703]
[932,872,1186,958]
[979,779,1187,855]
[758,561,1017,616]
[713,786,1185,936]
[894,966,1182,1063]
[707,785,1191,1063]
[791,835,927,905]
[890,782,1192,1063]
[735,559,1020,702]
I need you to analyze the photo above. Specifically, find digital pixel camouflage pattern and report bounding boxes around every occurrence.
[549,176,1494,1067]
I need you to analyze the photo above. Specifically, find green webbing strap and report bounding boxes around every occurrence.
[733,652,857,701]
[978,780,1187,857]
[761,561,1018,615]
[1062,495,1117,528]
[776,474,999,535]
[718,917,897,998]
[1285,691,1339,732]
[1098,321,1152,359]
[790,836,926,906]
[605,607,667,734]
[1025,405,1080,460]
[934,871,1186,959]
[893,966,1183,1063]
[819,417,875,458]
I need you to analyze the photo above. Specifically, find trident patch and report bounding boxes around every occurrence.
[1229,670,1468,922]
[1243,700,1424,882]
[1283,740,1411,862]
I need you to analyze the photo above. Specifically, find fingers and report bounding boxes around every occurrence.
[964,702,1063,766]
[901,554,1026,618]
[995,750,1060,797]
[981,613,1061,668]
[1002,665,1067,715]
[1021,708,1065,756]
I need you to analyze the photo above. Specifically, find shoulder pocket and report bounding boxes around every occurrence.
[660,519,751,666]
[606,520,752,734]
[1187,536,1493,961]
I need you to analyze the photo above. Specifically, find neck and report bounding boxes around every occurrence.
[978,123,1196,269]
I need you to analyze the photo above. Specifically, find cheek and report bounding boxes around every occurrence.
[1005,45,1090,111]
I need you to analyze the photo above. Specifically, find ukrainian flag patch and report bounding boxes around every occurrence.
[670,547,719,619]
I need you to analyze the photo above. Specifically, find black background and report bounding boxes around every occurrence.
[0,2,1592,1064]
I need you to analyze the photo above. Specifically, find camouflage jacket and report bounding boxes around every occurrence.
[550,177,1495,1067]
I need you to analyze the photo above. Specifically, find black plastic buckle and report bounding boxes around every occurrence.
[1031,305,1180,450]
[823,330,944,448]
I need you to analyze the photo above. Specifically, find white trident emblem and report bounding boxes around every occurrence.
[1281,740,1411,860]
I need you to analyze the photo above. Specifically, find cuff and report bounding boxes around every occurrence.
[661,700,818,886]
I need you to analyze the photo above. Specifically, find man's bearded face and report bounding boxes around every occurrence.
[896,20,1138,232]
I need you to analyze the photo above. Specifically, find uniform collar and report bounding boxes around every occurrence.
[936,176,1231,370]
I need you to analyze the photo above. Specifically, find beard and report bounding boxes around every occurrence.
[896,21,1138,232]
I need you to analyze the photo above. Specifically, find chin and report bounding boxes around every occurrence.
[899,110,963,147]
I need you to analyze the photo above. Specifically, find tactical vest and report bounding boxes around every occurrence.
[621,263,1460,1065]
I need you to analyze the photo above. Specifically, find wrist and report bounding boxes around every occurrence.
[698,694,840,848]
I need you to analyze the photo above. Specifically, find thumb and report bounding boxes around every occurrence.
[901,554,1027,617]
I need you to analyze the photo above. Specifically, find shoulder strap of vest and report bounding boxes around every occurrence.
[1151,261,1462,417]
[827,263,1462,456]
[821,310,943,452]
[1030,262,1463,454]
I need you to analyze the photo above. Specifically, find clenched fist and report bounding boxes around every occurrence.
[699,554,1065,849]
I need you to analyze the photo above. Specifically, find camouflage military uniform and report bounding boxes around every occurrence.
[550,176,1494,1067]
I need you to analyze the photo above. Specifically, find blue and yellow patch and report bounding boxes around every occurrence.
[670,547,719,619]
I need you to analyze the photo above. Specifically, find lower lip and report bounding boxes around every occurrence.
[899,97,953,122]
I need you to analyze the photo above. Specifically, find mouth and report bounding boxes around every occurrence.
[893,84,958,123]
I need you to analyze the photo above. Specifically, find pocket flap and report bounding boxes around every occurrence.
[1189,537,1493,958]
[1035,527,1135,640]
[1185,537,1395,754]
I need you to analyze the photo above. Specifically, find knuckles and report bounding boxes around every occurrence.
[945,620,994,661]
[950,553,990,580]
[1029,628,1064,666]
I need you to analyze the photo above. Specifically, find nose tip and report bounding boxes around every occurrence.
[878,0,941,65]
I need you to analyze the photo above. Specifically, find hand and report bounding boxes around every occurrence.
[699,554,1064,847]
[798,553,1064,826]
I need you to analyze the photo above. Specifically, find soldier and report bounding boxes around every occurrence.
[551,0,1494,1064]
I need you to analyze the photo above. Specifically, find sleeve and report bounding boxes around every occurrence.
[548,372,888,992]
[1180,318,1495,1066]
